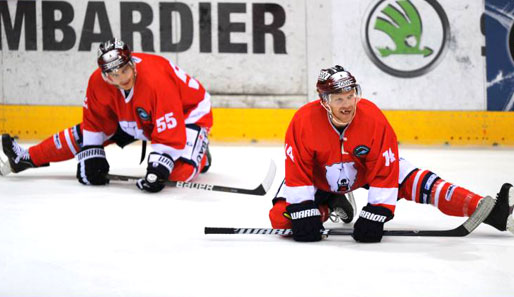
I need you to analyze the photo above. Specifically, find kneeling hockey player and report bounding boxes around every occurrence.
[1,38,212,193]
[269,65,513,243]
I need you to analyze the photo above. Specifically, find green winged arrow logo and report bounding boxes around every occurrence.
[374,0,433,57]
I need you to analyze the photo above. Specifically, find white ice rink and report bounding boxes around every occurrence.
[1,143,513,297]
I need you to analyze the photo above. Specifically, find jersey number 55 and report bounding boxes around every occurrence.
[156,112,177,133]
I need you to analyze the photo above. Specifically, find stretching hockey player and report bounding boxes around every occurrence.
[1,38,212,193]
[269,65,514,242]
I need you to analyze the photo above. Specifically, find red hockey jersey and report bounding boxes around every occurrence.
[282,99,399,212]
[82,53,212,160]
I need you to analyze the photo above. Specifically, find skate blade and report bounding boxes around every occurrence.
[507,187,514,234]
[507,215,514,235]
[0,157,12,176]
[0,135,12,176]
[509,187,514,209]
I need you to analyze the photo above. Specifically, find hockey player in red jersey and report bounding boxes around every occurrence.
[269,65,514,242]
[1,38,212,193]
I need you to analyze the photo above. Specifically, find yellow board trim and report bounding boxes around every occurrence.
[1,104,514,146]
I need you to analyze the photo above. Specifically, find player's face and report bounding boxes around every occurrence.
[327,89,358,126]
[106,64,135,91]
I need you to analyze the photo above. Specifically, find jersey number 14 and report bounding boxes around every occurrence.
[382,148,396,166]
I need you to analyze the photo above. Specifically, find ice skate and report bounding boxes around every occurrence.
[484,183,514,234]
[328,192,357,224]
[1,134,40,174]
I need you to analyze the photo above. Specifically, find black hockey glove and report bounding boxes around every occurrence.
[286,200,324,242]
[76,145,110,185]
[137,152,174,193]
[352,204,394,243]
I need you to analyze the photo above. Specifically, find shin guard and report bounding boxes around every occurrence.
[29,124,82,166]
[399,169,483,217]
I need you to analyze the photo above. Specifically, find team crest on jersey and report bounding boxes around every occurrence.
[353,145,370,157]
[136,107,151,121]
[325,162,358,192]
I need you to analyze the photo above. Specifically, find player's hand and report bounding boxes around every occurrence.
[286,200,324,242]
[136,152,174,193]
[76,145,110,185]
[352,204,394,243]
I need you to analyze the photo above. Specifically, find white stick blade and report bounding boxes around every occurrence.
[261,159,277,192]
[463,195,495,233]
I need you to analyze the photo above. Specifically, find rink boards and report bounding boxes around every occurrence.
[1,104,514,146]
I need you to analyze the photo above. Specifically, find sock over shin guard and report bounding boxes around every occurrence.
[29,124,82,166]
[399,169,483,217]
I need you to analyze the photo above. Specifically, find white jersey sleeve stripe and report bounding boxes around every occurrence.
[151,143,184,161]
[279,184,317,204]
[83,130,110,146]
[368,187,398,206]
[185,92,211,125]
[399,157,416,184]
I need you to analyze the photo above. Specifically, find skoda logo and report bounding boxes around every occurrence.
[363,0,450,77]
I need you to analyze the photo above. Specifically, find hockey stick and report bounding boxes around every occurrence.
[107,159,276,196]
[205,195,495,237]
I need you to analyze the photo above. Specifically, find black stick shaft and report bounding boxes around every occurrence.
[108,159,276,196]
[204,196,495,237]
[205,226,467,237]
[108,174,267,195]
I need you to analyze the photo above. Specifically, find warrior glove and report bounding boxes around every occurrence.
[352,204,394,243]
[76,145,110,185]
[137,152,174,193]
[286,200,324,242]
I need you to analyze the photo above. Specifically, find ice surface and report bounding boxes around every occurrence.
[1,143,513,297]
